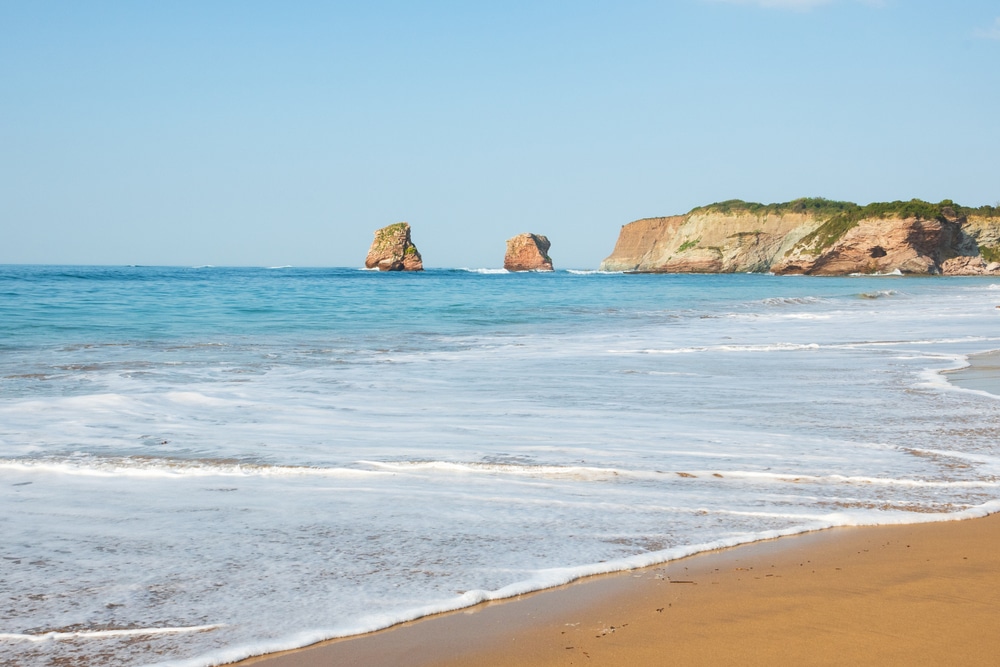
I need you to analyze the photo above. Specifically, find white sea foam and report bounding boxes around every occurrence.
[459,267,509,274]
[616,342,822,355]
[0,625,224,643]
[360,460,639,480]
[758,296,824,306]
[850,268,903,276]
[859,289,898,299]
[713,469,999,488]
[839,337,1000,349]
[166,391,241,407]
[0,458,392,479]
[778,313,832,320]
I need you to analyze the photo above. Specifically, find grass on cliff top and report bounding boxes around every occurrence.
[378,222,409,235]
[693,197,1000,221]
[691,197,858,218]
[692,198,1000,254]
[373,222,410,249]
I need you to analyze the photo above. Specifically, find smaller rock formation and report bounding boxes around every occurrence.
[365,222,423,271]
[504,233,553,272]
[941,256,1000,275]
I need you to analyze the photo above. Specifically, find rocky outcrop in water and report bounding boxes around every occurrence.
[504,233,553,272]
[599,199,1000,276]
[365,222,423,271]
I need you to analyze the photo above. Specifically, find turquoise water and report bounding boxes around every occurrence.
[3,266,1000,666]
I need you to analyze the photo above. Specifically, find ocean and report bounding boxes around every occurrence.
[3,265,1000,667]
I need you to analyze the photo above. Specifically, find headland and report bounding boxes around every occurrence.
[600,198,1000,275]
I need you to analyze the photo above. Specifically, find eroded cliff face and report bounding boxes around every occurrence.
[365,222,423,271]
[600,211,819,273]
[772,217,956,275]
[504,233,553,271]
[599,200,1000,276]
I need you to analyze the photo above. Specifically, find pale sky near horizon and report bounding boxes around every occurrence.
[2,1,998,268]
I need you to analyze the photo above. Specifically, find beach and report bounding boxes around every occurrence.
[5,1,1000,663]
[236,513,1000,666]
[235,353,1000,667]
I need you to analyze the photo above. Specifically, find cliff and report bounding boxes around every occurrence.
[600,199,1000,276]
[365,222,423,271]
[504,233,553,272]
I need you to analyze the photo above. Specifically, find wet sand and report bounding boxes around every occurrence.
[943,349,1000,395]
[235,354,1000,666]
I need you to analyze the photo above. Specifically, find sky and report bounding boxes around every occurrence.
[1,1,998,268]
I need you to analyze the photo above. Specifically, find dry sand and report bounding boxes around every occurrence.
[235,355,1000,666]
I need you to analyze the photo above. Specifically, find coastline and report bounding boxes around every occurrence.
[229,355,1000,667]
[234,513,1000,666]
[943,348,1000,395]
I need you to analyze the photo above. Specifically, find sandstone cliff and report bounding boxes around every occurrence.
[365,222,423,271]
[504,233,553,272]
[600,199,1000,276]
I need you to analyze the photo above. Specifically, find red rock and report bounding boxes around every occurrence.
[365,223,423,271]
[771,217,950,275]
[941,256,1000,275]
[504,234,553,272]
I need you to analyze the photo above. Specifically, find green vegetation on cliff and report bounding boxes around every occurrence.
[692,197,858,218]
[689,197,1000,256]
[797,200,950,252]
[372,222,410,250]
[952,201,1000,218]
[695,198,999,222]
[376,222,408,235]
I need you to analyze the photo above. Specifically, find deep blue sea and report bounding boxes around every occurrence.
[3,265,1000,666]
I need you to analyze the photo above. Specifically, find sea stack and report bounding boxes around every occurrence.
[504,233,554,272]
[365,222,423,271]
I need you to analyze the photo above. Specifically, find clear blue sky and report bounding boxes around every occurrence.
[2,0,998,268]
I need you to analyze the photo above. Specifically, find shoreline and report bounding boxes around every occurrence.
[942,348,1000,396]
[228,354,1000,667]
[234,513,1000,666]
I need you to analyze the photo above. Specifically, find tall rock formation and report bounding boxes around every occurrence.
[599,199,1000,276]
[365,222,423,271]
[504,233,554,272]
